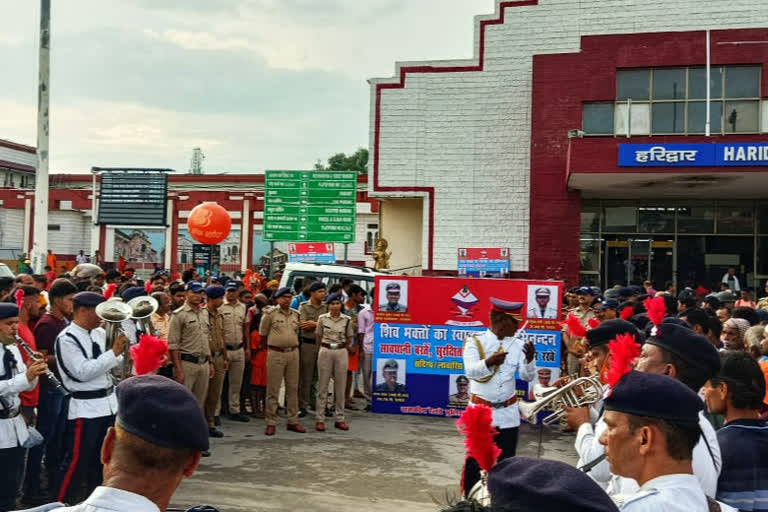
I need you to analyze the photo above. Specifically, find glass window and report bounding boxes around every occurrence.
[617,69,650,101]
[724,101,760,133]
[580,237,601,272]
[687,101,723,134]
[652,102,686,134]
[615,103,650,136]
[758,203,768,235]
[581,205,601,232]
[677,205,715,233]
[652,68,686,100]
[583,103,614,135]
[717,204,754,234]
[758,237,768,276]
[638,206,675,233]
[688,67,724,99]
[604,206,636,232]
[725,66,761,98]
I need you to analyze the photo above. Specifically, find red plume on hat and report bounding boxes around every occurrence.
[103,283,118,300]
[588,318,600,329]
[456,405,501,493]
[563,312,587,338]
[620,306,634,321]
[607,333,640,389]
[14,289,24,310]
[643,296,666,336]
[144,281,152,294]
[130,334,168,376]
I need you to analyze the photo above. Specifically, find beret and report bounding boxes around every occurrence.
[618,286,635,298]
[73,291,106,307]
[273,287,292,299]
[488,457,619,512]
[586,319,641,349]
[309,282,327,293]
[386,282,401,293]
[186,282,204,293]
[204,285,226,299]
[326,292,343,304]
[121,287,146,303]
[646,322,720,377]
[382,359,399,371]
[0,303,19,320]
[605,371,703,425]
[116,374,208,452]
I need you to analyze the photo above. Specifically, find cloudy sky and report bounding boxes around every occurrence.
[0,1,496,174]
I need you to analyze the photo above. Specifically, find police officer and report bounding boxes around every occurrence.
[259,287,304,436]
[297,282,327,417]
[314,293,355,432]
[379,283,407,313]
[600,372,736,511]
[448,375,470,408]
[168,282,213,408]
[203,285,228,438]
[221,283,249,423]
[526,287,557,319]
[374,360,407,392]
[0,303,46,511]
[56,292,126,504]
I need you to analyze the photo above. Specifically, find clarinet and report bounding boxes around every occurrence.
[14,335,69,396]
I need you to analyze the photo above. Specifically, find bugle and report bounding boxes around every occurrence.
[519,375,603,426]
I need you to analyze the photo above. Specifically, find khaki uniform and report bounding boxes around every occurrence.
[563,306,596,376]
[150,312,170,341]
[168,304,212,405]
[757,297,768,311]
[259,306,300,427]
[221,300,247,414]
[298,301,328,410]
[204,307,228,427]
[315,312,355,423]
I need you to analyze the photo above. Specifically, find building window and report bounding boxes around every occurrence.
[365,223,379,254]
[48,225,61,231]
[583,66,762,136]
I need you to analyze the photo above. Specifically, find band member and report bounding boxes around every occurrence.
[314,293,355,432]
[0,303,47,511]
[601,372,736,511]
[56,292,126,504]
[461,298,535,494]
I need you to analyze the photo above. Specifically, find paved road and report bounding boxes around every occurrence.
[171,406,578,512]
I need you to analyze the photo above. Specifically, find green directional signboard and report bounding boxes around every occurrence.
[263,170,357,243]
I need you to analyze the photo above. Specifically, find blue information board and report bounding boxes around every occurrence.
[619,143,768,167]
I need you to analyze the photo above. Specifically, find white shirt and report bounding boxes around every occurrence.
[56,486,160,512]
[610,411,721,499]
[76,254,88,264]
[463,329,536,429]
[56,322,122,420]
[526,306,558,319]
[721,273,741,292]
[575,403,611,490]
[0,343,36,448]
[621,474,736,512]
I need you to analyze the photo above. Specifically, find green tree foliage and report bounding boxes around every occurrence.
[314,147,368,175]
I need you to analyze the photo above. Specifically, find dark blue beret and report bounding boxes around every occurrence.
[488,457,619,512]
[73,291,106,308]
[116,374,208,452]
[309,281,326,293]
[204,285,225,299]
[186,282,204,293]
[586,319,642,349]
[605,371,703,425]
[618,286,635,298]
[326,292,343,304]
[646,322,719,377]
[273,287,292,299]
[121,287,146,303]
[0,303,19,320]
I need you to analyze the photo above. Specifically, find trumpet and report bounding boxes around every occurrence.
[519,374,604,426]
[95,298,133,381]
[14,335,68,396]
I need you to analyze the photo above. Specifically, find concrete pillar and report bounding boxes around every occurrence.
[241,200,250,271]
[164,198,174,271]
[23,198,32,255]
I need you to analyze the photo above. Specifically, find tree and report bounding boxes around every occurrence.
[314,147,368,175]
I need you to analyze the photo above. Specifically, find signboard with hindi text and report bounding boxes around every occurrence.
[618,142,768,167]
[263,170,357,242]
[288,243,336,264]
[371,276,563,418]
[458,248,510,277]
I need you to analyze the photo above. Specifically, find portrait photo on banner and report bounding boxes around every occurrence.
[447,374,470,409]
[378,279,409,313]
[525,284,559,319]
[374,358,407,392]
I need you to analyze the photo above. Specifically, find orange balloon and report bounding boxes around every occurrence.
[187,202,232,245]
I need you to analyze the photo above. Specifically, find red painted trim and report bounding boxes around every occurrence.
[58,418,83,502]
[0,139,36,154]
[0,159,35,174]
[246,200,255,270]
[372,1,539,270]
[98,224,106,260]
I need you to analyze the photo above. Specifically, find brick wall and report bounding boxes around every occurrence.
[370,0,768,282]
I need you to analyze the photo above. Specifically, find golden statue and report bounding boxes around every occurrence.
[372,238,391,270]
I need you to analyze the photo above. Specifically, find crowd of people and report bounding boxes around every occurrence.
[0,262,375,511]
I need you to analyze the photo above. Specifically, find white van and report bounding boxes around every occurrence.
[278,262,387,299]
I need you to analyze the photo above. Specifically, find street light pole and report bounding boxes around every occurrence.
[31,0,51,273]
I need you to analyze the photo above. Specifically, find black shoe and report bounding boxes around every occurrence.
[298,408,307,418]
[229,413,251,423]
[209,427,224,438]
[202,450,211,457]
[214,416,221,426]
[324,407,334,418]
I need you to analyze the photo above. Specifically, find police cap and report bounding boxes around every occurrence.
[273,287,293,299]
[386,283,401,294]
[121,286,146,303]
[73,291,106,308]
[204,285,226,299]
[490,298,523,321]
[326,292,343,304]
[382,359,398,372]
[605,371,703,425]
[586,319,641,349]
[309,282,327,293]
[575,286,594,296]
[116,374,209,452]
[456,375,469,384]
[534,287,551,297]
[186,282,204,293]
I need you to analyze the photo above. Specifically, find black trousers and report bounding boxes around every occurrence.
[462,426,519,496]
[0,446,25,511]
[57,415,114,505]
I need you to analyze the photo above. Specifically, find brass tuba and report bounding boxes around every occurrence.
[95,299,133,380]
[518,375,604,426]
[127,295,159,336]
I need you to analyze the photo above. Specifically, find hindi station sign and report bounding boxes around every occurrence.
[619,143,768,167]
[263,170,357,243]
